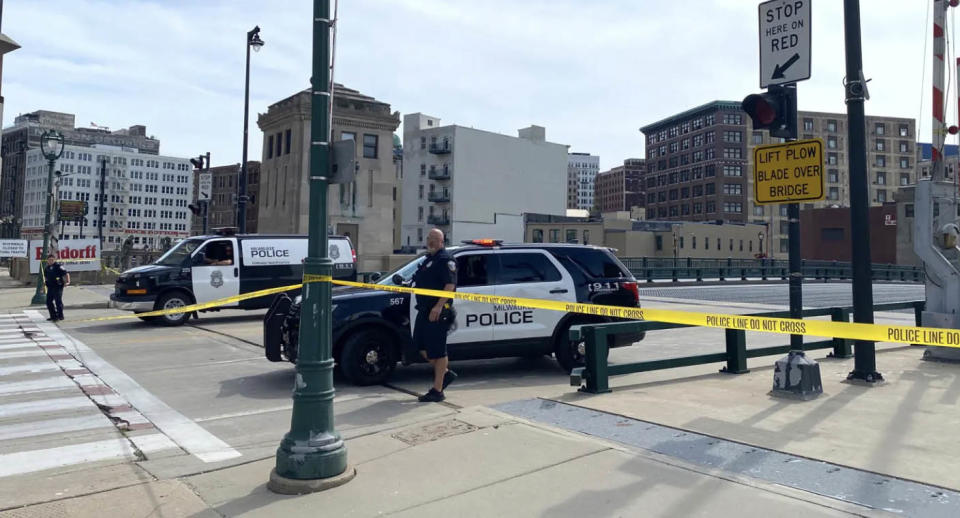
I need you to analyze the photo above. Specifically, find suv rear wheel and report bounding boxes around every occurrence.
[554,316,607,373]
[339,329,397,385]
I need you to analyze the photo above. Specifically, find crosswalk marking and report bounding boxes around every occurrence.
[0,362,61,376]
[0,342,40,350]
[0,376,78,396]
[0,350,47,360]
[0,396,97,419]
[0,413,115,442]
[0,435,178,478]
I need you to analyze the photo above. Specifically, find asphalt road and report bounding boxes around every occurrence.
[637,282,925,308]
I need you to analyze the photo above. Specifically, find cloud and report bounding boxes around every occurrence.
[1,0,933,170]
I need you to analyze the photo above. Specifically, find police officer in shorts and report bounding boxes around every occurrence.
[413,228,458,402]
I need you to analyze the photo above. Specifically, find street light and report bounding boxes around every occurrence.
[238,25,263,234]
[758,231,765,259]
[31,130,65,305]
[269,0,353,494]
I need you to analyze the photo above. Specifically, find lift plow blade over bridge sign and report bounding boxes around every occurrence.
[753,138,824,205]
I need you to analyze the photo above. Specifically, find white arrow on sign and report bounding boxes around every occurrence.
[758,0,811,88]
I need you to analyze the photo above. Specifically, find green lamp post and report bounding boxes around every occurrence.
[268,0,354,494]
[31,130,65,305]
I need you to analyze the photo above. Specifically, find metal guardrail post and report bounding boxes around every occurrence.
[696,268,703,282]
[579,325,609,394]
[721,329,749,374]
[829,308,853,358]
[741,267,747,281]
[719,261,725,282]
[644,257,653,283]
[671,258,678,283]
[761,259,768,280]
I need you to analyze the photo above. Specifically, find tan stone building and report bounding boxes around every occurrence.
[747,111,917,258]
[523,213,766,259]
[256,84,400,271]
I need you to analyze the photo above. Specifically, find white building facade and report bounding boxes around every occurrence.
[400,114,567,248]
[20,145,193,251]
[567,152,599,210]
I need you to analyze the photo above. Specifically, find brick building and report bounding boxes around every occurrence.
[595,158,646,213]
[189,161,260,234]
[640,101,749,223]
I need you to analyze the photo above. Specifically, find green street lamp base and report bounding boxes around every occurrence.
[267,464,355,495]
[30,293,47,305]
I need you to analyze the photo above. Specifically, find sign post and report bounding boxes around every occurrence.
[749,0,822,400]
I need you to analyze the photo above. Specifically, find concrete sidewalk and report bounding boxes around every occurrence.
[0,267,112,311]
[1,406,881,518]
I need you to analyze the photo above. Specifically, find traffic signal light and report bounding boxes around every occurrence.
[188,203,202,216]
[741,84,797,139]
[190,156,205,170]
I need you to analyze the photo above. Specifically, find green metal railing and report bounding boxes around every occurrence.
[619,258,924,284]
[569,300,926,394]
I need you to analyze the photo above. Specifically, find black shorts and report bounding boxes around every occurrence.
[413,310,450,360]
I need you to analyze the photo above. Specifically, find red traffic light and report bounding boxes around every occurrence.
[742,94,777,125]
[741,85,796,139]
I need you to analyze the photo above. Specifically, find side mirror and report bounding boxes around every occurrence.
[369,272,382,282]
[392,274,404,285]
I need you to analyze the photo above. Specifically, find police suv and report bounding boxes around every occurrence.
[109,229,356,326]
[264,240,645,385]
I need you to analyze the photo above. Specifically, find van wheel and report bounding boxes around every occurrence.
[155,292,191,326]
[554,317,607,373]
[339,329,397,386]
[137,314,158,323]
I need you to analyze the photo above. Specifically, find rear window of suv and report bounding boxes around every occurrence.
[550,248,629,279]
[497,253,562,284]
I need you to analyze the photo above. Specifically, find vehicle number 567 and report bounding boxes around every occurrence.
[389,298,404,306]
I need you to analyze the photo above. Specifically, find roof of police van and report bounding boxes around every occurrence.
[194,234,351,240]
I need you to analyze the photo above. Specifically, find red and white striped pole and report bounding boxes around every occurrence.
[934,0,947,181]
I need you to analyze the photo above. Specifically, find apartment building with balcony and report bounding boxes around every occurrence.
[400,114,567,248]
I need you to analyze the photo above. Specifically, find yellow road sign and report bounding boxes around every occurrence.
[753,138,825,204]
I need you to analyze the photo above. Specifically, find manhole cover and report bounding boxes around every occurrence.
[391,419,478,446]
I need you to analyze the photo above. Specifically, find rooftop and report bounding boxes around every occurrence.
[640,100,741,134]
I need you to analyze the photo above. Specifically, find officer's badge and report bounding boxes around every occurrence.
[425,261,433,268]
[328,244,340,260]
[210,270,223,288]
[448,260,456,272]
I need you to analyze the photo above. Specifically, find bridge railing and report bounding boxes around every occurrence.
[618,258,924,284]
[569,300,926,394]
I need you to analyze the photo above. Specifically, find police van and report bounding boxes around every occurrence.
[109,229,356,326]
[264,240,645,385]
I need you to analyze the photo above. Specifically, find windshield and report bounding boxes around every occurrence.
[154,238,205,267]
[377,255,426,285]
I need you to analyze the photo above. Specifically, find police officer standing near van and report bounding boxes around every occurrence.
[414,228,458,402]
[44,253,70,321]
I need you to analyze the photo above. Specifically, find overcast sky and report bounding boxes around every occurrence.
[2,0,939,170]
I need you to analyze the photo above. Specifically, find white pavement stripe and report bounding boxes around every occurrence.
[0,350,47,360]
[0,435,176,478]
[0,362,60,376]
[0,376,77,396]
[0,396,97,418]
[0,342,36,350]
[27,314,241,464]
[0,413,114,441]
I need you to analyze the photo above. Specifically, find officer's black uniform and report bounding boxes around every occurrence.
[412,248,457,359]
[44,261,68,321]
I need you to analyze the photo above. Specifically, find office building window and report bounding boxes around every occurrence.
[877,190,887,202]
[723,147,742,159]
[875,123,885,135]
[285,129,292,154]
[723,165,742,177]
[900,157,910,169]
[267,135,274,159]
[828,136,837,149]
[875,139,885,151]
[828,169,839,183]
[803,119,813,131]
[420,164,426,176]
[876,155,886,167]
[549,229,560,243]
[900,173,911,186]
[780,238,789,253]
[363,134,378,158]
[418,207,423,222]
[899,124,909,137]
[829,187,839,200]
[876,172,886,185]
[531,229,544,243]
[827,120,837,132]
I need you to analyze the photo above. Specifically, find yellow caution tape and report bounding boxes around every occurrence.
[73,273,959,350]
